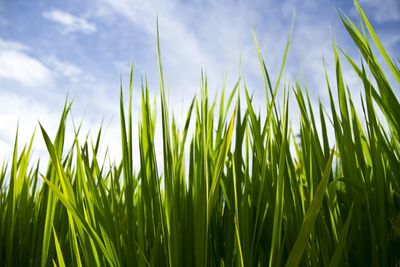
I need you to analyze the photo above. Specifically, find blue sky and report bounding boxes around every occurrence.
[0,0,399,165]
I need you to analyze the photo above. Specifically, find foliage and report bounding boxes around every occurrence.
[1,2,399,266]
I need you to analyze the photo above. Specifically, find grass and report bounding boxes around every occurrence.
[1,2,399,266]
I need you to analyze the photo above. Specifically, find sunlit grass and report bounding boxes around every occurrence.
[1,2,399,266]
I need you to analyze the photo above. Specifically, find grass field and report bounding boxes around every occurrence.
[1,2,399,266]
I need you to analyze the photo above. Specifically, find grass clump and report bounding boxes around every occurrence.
[1,2,399,266]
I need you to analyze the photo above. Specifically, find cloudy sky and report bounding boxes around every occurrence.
[0,0,399,167]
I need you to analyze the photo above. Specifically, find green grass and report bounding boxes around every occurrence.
[1,2,399,266]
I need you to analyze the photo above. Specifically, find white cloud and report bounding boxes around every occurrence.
[360,0,400,22]
[45,56,83,82]
[0,38,27,51]
[95,0,399,121]
[42,9,97,34]
[0,38,51,87]
[98,0,264,101]
[0,90,59,166]
[0,88,122,173]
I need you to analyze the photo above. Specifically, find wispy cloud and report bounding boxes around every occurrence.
[42,9,97,34]
[360,0,400,22]
[0,38,51,87]
[45,56,87,82]
[97,0,336,108]
[0,89,59,163]
[99,0,262,100]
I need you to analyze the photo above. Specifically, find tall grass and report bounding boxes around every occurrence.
[1,2,399,266]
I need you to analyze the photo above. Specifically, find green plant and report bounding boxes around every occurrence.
[0,1,399,266]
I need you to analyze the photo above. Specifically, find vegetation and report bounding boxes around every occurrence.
[1,2,399,266]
